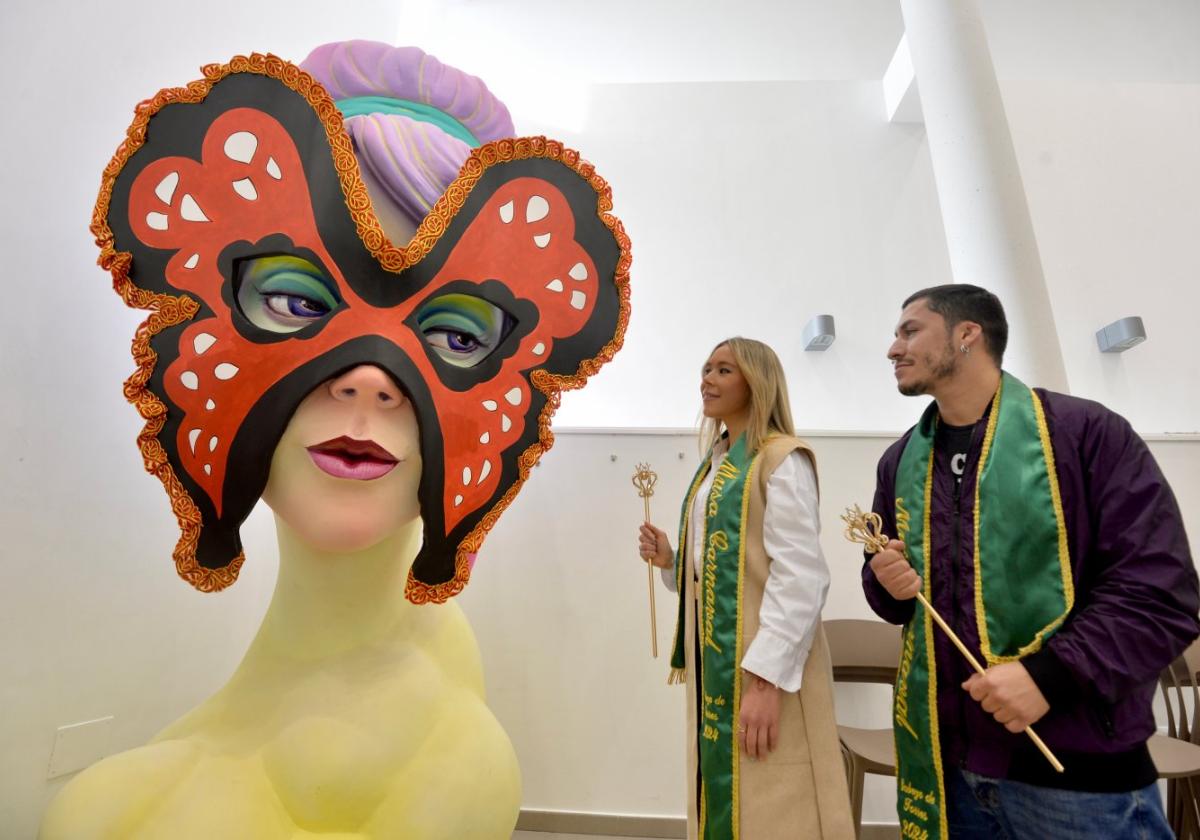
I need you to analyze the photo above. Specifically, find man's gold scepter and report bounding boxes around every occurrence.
[841,504,1064,774]
[632,464,659,658]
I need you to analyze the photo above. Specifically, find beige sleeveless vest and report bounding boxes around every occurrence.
[681,436,854,839]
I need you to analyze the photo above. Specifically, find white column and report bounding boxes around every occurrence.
[900,0,1069,391]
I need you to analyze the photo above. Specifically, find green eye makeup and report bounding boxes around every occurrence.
[236,255,341,333]
[234,258,512,368]
[415,293,512,368]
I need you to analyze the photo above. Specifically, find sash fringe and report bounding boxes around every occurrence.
[668,668,687,685]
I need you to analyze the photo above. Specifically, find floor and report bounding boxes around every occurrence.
[513,829,899,840]
[512,834,659,840]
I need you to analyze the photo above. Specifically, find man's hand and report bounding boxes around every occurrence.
[868,540,922,600]
[963,662,1050,733]
[738,673,781,760]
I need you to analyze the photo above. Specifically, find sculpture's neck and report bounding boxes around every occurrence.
[254,515,423,661]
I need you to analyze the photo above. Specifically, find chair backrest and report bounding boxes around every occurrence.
[823,619,902,685]
[1159,638,1200,744]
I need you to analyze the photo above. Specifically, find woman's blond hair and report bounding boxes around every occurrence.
[700,337,795,455]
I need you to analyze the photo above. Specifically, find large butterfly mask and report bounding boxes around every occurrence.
[94,55,630,603]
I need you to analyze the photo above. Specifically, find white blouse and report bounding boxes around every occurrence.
[661,439,829,692]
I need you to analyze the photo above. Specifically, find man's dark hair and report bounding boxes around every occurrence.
[903,284,1008,365]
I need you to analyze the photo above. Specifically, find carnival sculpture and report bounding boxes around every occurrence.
[41,40,629,838]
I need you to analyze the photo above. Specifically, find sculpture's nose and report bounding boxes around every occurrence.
[327,365,405,409]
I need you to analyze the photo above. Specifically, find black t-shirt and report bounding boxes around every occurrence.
[935,421,975,490]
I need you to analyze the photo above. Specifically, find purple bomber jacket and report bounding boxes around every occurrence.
[863,388,1199,789]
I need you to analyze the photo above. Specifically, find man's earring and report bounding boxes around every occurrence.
[960,344,969,354]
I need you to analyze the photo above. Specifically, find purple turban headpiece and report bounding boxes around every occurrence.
[300,40,516,229]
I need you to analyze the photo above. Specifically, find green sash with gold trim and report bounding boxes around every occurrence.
[669,434,758,840]
[892,372,1073,840]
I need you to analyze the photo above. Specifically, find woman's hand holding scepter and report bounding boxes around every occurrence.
[840,505,1064,774]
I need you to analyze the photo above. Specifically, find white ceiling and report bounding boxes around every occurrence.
[402,0,1200,86]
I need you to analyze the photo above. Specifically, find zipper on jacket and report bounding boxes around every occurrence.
[953,473,969,763]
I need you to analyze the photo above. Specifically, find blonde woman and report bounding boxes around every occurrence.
[638,337,853,839]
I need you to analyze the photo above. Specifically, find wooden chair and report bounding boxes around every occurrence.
[1150,640,1200,839]
[823,619,901,838]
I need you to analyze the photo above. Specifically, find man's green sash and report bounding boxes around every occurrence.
[669,434,757,840]
[892,372,1073,840]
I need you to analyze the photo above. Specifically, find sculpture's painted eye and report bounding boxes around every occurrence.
[236,255,341,333]
[416,293,513,368]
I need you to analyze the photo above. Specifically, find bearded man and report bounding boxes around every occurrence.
[862,283,1198,839]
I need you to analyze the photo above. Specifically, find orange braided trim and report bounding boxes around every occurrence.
[404,143,633,605]
[91,53,368,592]
[92,53,631,597]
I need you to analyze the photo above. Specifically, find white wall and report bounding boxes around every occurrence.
[982,0,1200,84]
[526,80,954,432]
[522,75,1200,434]
[1003,81,1200,433]
[458,430,898,819]
[3,1,1200,837]
[457,430,1200,824]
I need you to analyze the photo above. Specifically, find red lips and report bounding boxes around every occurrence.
[307,436,399,481]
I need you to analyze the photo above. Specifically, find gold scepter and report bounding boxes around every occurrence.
[841,504,1064,774]
[632,464,659,658]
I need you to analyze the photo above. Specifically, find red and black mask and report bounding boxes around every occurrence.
[94,55,630,603]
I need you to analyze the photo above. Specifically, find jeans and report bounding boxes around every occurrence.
[945,767,1172,839]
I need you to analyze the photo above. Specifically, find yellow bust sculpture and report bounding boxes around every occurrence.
[42,39,629,839]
